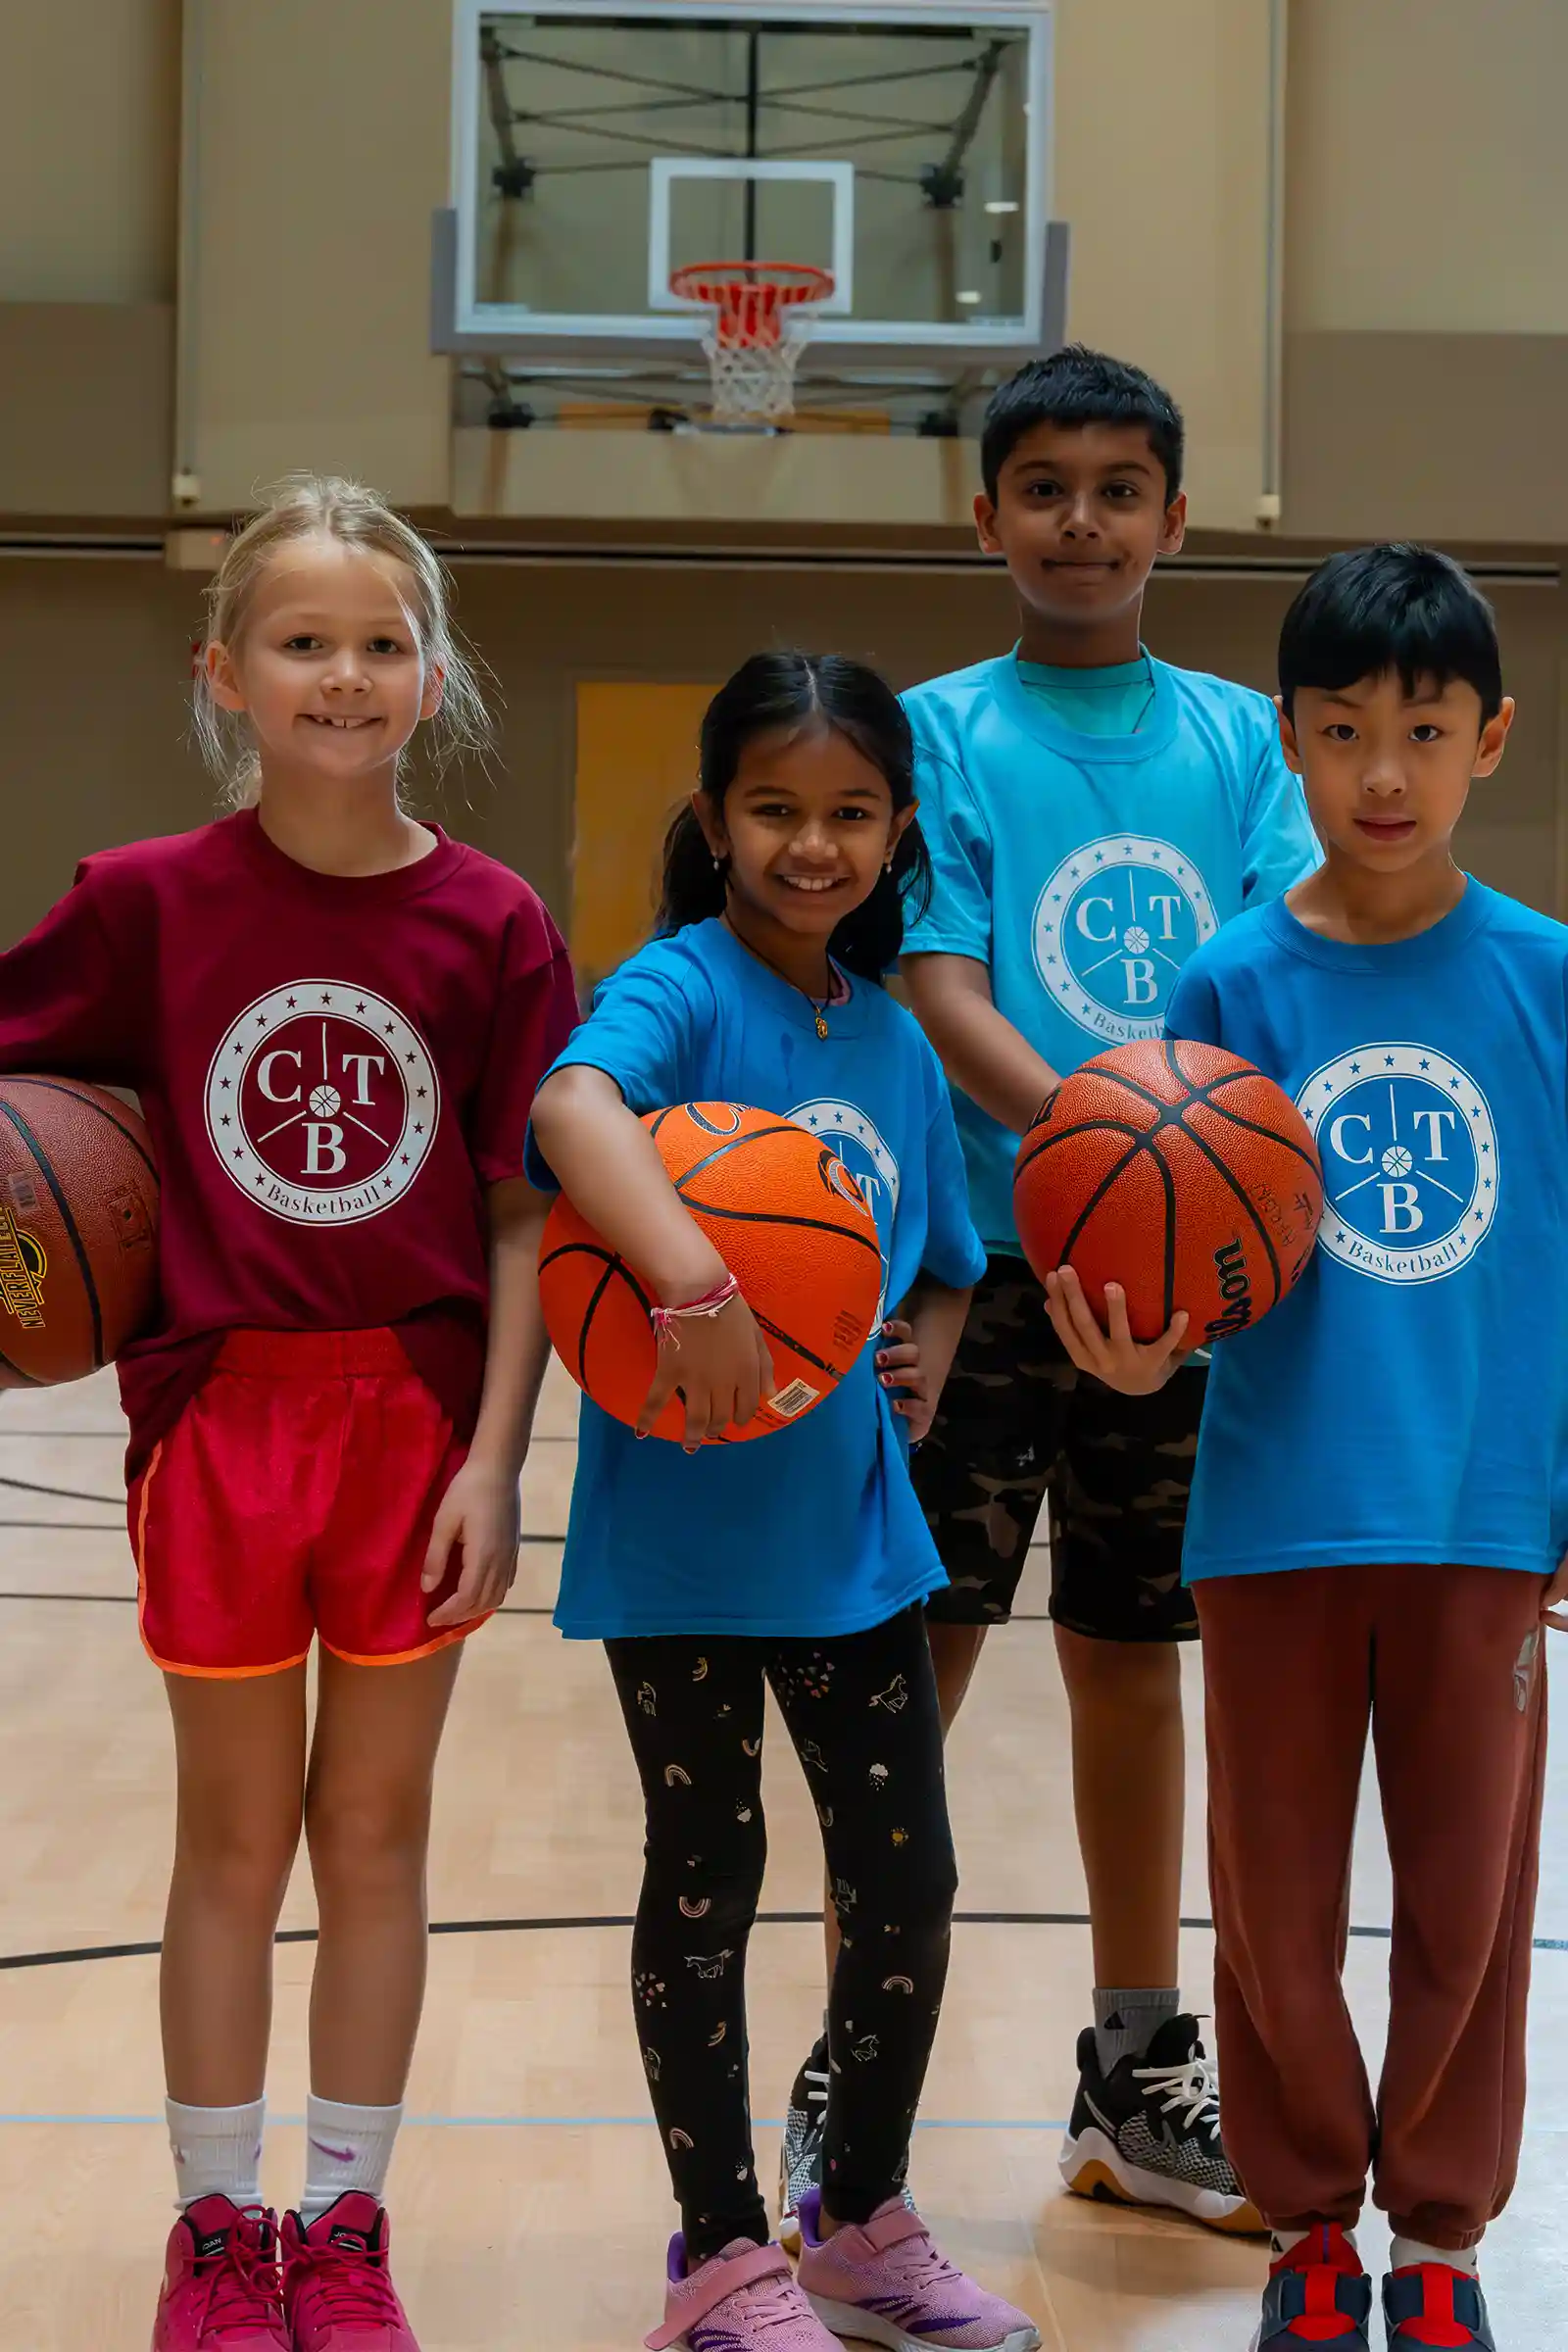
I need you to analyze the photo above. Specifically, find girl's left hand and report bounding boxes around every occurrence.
[1544,1554,1568,1634]
[422,1455,521,1630]
[876,1317,936,1445]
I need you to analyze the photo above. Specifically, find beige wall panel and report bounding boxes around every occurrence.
[1054,0,1274,530]
[191,1,452,510]
[1283,330,1568,544]
[0,0,178,303]
[1288,0,1568,335]
[0,560,1556,974]
[0,560,207,944]
[0,305,172,517]
[453,429,981,528]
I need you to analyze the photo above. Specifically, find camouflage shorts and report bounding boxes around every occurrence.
[914,1256,1203,1642]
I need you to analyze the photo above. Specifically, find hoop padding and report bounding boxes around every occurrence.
[669,262,834,423]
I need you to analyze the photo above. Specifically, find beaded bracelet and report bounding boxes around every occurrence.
[650,1271,741,1348]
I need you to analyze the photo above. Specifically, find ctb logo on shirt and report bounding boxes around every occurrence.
[1298,1043,1498,1286]
[1032,834,1218,1044]
[789,1099,900,1327]
[205,981,440,1226]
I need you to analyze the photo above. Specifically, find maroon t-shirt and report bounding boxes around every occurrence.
[0,811,577,1470]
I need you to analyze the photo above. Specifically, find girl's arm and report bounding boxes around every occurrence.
[530,1063,775,1447]
[877,1277,973,1445]
[422,1176,554,1629]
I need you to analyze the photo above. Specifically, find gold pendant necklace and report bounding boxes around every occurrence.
[724,918,833,1037]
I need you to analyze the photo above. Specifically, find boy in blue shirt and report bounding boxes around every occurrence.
[1047,544,1563,2350]
[889,347,1315,2228]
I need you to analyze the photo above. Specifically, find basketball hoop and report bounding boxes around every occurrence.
[669,261,834,424]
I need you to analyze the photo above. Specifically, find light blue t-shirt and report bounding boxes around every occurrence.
[528,919,988,1640]
[902,650,1318,1252]
[1016,655,1158,736]
[1166,881,1568,1583]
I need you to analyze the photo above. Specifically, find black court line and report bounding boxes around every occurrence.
[0,1430,580,1443]
[0,1522,124,1533]
[2,1910,1563,1974]
[0,1476,122,1507]
[0,1516,568,1545]
[0,1431,125,1441]
[0,1592,1060,1625]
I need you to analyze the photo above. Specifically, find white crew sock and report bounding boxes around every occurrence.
[1391,2235,1479,2277]
[300,2095,404,2227]
[166,2096,266,2213]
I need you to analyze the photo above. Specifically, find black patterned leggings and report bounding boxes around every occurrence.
[605,1604,956,2261]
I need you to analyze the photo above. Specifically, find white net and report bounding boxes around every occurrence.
[701,321,813,424]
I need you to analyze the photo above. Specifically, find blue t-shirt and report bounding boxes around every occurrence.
[902,650,1317,1252]
[528,919,988,1640]
[1166,881,1568,1582]
[1016,655,1158,736]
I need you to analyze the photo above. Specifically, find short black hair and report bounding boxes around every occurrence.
[1278,544,1503,724]
[980,345,1185,505]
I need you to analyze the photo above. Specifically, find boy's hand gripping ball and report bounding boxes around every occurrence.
[1013,1041,1324,1345]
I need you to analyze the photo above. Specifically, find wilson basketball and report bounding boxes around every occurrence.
[1014,1041,1324,1346]
[539,1102,883,1443]
[0,1077,160,1387]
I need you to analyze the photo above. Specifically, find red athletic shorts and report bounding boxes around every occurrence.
[128,1329,478,1678]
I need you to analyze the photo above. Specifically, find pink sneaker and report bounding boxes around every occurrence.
[796,2190,1040,2352]
[281,2195,418,2350]
[151,2196,288,2349]
[645,2234,842,2352]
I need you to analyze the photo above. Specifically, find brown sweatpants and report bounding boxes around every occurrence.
[1196,1563,1548,2250]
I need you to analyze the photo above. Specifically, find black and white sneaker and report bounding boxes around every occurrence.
[778,2034,829,2254]
[1058,2014,1264,2234]
[778,2033,918,2253]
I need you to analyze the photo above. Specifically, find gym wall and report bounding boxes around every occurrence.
[3,0,1568,945]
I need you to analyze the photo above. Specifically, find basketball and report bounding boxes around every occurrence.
[1014,1041,1324,1346]
[539,1102,883,1442]
[0,1077,160,1387]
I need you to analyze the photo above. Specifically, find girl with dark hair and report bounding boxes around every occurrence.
[529,653,1039,2352]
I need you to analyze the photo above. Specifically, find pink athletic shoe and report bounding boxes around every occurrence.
[151,2196,288,2349]
[645,2234,842,2352]
[281,2195,418,2350]
[796,2190,1041,2352]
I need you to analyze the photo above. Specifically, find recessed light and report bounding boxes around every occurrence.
[956,290,983,306]
[984,200,1021,216]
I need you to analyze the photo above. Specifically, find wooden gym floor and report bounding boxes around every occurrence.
[0,1362,1563,2349]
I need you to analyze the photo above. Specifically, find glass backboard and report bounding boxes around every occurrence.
[434,0,1061,368]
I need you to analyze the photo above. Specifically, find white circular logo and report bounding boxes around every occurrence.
[205,981,440,1226]
[1032,834,1219,1045]
[1298,1043,1498,1286]
[790,1099,900,1325]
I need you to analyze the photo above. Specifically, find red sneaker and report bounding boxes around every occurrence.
[152,2195,288,2349]
[281,2194,419,2350]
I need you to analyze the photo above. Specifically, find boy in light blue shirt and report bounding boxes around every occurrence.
[896,347,1316,2230]
[1048,545,1560,2351]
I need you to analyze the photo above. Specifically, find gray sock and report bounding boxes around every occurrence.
[1092,1986,1181,2073]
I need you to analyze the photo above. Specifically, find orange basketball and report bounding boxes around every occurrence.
[0,1076,160,1387]
[1013,1041,1323,1345]
[538,1102,883,1442]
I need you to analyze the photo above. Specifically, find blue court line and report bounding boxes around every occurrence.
[0,2113,1064,2130]
[5,2115,1568,2136]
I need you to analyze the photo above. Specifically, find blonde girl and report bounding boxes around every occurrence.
[0,477,575,2351]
